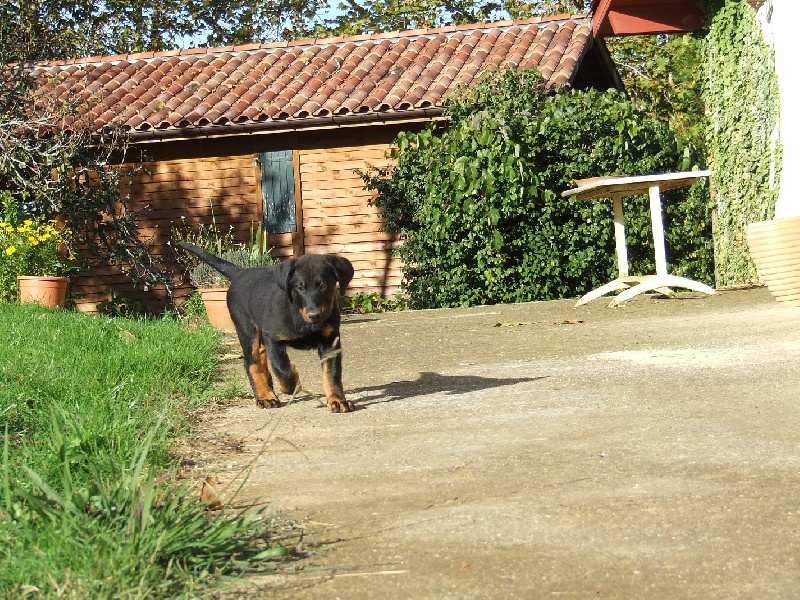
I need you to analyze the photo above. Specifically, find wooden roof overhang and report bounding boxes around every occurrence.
[590,0,705,37]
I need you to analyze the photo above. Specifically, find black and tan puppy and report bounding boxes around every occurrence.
[178,242,355,412]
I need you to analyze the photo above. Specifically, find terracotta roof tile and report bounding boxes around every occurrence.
[31,15,594,139]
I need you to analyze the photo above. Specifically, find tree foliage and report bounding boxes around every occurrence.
[0,11,176,306]
[289,0,588,39]
[1,0,320,61]
[361,69,713,308]
[1,0,592,62]
[606,33,705,161]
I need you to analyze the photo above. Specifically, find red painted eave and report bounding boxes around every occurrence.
[591,0,705,37]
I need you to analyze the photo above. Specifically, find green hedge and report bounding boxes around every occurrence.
[362,69,713,308]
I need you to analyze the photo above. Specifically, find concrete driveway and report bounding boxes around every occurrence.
[200,286,800,599]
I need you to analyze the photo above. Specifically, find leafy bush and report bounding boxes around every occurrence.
[700,0,780,286]
[362,68,713,308]
[346,291,407,314]
[183,290,207,318]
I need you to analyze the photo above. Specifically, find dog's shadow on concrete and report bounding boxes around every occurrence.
[350,371,547,407]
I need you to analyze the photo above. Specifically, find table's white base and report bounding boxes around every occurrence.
[576,275,716,307]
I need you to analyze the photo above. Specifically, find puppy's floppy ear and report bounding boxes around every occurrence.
[275,258,297,300]
[328,255,354,295]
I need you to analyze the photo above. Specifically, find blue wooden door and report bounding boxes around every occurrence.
[257,150,296,234]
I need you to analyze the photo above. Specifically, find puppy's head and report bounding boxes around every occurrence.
[276,255,354,324]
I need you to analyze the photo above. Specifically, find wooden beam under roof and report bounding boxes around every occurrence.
[591,0,705,37]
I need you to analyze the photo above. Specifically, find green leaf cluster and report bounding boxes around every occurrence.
[606,33,706,158]
[362,68,713,308]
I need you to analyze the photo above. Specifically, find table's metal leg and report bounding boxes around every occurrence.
[575,279,632,307]
[649,185,668,276]
[609,275,716,306]
[603,183,715,306]
[575,194,630,306]
[612,194,629,278]
[574,194,632,307]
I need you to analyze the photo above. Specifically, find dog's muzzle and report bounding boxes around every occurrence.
[302,307,328,323]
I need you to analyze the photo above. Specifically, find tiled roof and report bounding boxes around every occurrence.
[31,15,594,141]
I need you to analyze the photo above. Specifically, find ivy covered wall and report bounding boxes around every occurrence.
[701,0,781,286]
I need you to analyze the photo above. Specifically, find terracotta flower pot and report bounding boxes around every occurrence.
[199,288,236,333]
[17,276,69,308]
[747,216,800,307]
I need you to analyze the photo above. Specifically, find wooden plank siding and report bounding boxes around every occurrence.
[297,143,402,298]
[71,154,263,313]
[70,126,409,314]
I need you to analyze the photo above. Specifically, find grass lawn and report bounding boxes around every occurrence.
[0,303,295,598]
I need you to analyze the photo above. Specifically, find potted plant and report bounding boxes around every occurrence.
[0,212,77,308]
[173,220,277,332]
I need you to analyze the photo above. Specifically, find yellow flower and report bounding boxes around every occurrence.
[5,246,15,256]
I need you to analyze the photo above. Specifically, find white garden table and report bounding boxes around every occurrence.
[562,171,715,307]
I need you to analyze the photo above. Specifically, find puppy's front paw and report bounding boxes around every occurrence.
[256,396,282,409]
[327,397,355,413]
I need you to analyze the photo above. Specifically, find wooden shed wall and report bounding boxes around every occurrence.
[70,126,407,314]
[298,143,399,296]
[71,153,262,312]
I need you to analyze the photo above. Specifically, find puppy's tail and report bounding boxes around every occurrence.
[177,241,243,280]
